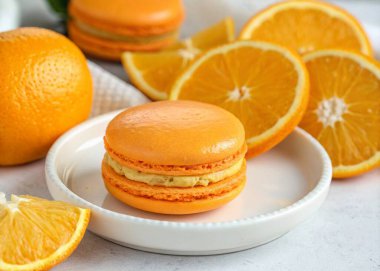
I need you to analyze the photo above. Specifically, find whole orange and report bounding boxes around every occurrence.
[0,27,93,166]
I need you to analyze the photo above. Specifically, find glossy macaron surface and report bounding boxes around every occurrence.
[104,101,246,166]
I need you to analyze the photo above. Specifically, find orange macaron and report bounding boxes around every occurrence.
[68,0,185,61]
[102,101,247,214]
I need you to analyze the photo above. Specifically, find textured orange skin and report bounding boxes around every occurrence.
[239,0,373,56]
[104,101,246,166]
[69,0,185,36]
[333,162,380,179]
[102,162,246,215]
[0,28,93,166]
[68,22,177,61]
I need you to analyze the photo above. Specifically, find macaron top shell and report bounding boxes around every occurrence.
[70,0,184,33]
[105,101,246,166]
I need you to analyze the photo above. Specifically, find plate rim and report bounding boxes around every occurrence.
[45,110,332,229]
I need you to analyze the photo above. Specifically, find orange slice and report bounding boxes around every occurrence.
[239,0,372,55]
[170,41,309,157]
[122,17,235,100]
[0,193,90,271]
[300,50,380,178]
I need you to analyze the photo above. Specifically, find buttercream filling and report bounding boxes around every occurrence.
[104,153,244,188]
[72,19,178,43]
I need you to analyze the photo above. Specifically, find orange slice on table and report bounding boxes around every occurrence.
[300,50,380,178]
[239,0,372,56]
[122,17,235,100]
[0,193,90,271]
[170,41,309,158]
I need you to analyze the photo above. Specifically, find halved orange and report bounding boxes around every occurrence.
[170,41,309,157]
[300,50,380,178]
[0,193,90,271]
[239,0,372,55]
[122,18,235,100]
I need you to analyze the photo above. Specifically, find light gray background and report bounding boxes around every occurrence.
[1,0,379,270]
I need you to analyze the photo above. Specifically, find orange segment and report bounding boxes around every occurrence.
[0,193,90,271]
[122,17,235,100]
[300,50,380,178]
[239,0,372,55]
[170,16,235,50]
[170,41,309,157]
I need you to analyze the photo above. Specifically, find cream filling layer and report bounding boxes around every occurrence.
[104,153,244,188]
[73,19,178,43]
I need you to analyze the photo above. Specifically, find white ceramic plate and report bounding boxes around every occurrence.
[45,111,332,255]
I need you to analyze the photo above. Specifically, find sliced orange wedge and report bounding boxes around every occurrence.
[122,17,235,100]
[300,50,380,178]
[239,0,372,55]
[0,193,90,271]
[170,41,309,157]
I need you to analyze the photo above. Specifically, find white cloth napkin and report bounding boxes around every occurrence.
[87,61,150,117]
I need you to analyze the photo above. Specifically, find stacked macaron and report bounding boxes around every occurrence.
[102,101,247,214]
[68,0,185,61]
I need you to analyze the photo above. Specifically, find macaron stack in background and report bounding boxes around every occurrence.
[102,101,247,214]
[68,0,185,61]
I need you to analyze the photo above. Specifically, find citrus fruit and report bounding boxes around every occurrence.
[239,0,372,55]
[0,27,93,166]
[122,17,235,100]
[300,50,380,178]
[170,41,309,157]
[0,192,90,271]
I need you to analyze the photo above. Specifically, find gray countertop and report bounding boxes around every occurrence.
[1,0,380,270]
